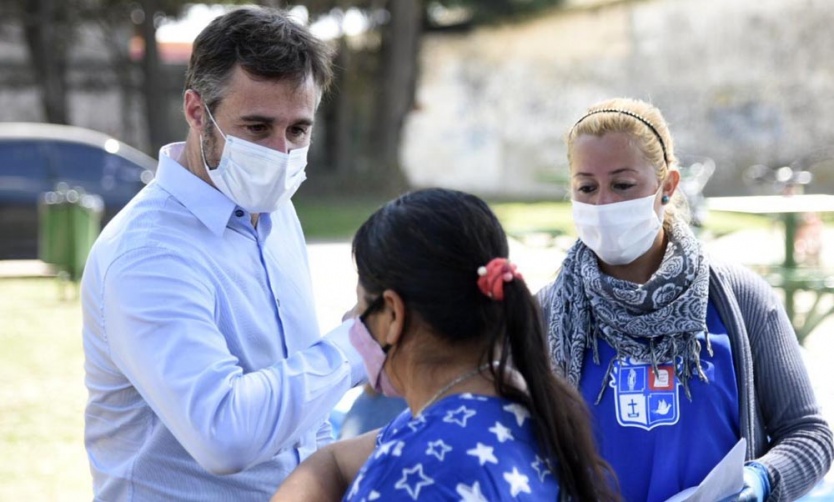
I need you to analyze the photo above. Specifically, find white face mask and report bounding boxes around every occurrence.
[201,105,308,214]
[572,191,664,266]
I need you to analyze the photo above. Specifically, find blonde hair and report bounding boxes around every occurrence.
[566,97,689,226]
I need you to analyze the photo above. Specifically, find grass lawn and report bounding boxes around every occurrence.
[296,196,774,241]
[0,279,90,501]
[294,197,387,240]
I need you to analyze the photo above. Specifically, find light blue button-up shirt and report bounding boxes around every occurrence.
[82,143,365,501]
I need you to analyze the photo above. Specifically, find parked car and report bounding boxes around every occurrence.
[0,122,156,259]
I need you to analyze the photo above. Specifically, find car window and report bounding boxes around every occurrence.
[0,140,49,177]
[0,139,49,196]
[49,141,107,185]
[49,141,147,194]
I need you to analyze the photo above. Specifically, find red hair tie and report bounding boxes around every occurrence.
[477,258,523,301]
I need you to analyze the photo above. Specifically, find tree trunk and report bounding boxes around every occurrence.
[100,17,139,150]
[371,0,422,193]
[323,35,353,175]
[140,0,167,156]
[22,0,70,124]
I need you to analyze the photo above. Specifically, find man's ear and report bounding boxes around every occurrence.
[380,289,406,347]
[183,89,206,131]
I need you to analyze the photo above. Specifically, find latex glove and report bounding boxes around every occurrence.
[720,463,770,502]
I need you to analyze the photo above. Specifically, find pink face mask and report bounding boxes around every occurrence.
[348,317,400,397]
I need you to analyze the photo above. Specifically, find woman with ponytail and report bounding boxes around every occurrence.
[272,188,618,501]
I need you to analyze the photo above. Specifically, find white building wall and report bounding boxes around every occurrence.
[402,0,834,198]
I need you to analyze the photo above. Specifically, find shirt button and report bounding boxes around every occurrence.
[275,298,281,307]
[235,209,245,217]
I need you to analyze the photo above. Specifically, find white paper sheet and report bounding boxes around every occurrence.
[663,438,747,502]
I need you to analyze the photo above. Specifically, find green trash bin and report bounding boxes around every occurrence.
[38,189,72,267]
[70,191,104,281]
[38,184,103,282]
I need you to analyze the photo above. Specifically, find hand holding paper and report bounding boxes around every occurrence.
[663,438,747,502]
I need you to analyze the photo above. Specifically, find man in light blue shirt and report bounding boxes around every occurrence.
[81,7,366,500]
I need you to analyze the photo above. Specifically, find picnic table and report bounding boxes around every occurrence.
[706,194,834,344]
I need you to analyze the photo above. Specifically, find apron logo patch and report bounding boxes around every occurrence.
[610,359,679,430]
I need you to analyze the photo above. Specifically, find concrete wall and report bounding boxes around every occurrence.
[402,0,834,198]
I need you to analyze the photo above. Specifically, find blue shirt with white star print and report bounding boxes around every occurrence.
[342,394,560,501]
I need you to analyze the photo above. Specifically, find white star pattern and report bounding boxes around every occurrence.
[394,464,435,500]
[456,481,489,502]
[460,393,488,401]
[345,397,559,500]
[375,440,405,459]
[443,405,477,427]
[503,403,531,427]
[408,414,427,432]
[347,472,364,499]
[375,441,394,458]
[503,467,532,497]
[466,442,498,466]
[489,421,514,442]
[426,439,453,461]
[531,455,552,483]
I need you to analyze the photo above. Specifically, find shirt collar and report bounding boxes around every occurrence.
[155,142,237,237]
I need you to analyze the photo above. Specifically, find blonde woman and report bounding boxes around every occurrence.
[538,98,833,501]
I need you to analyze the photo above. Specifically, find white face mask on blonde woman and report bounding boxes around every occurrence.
[568,131,668,266]
[572,189,664,265]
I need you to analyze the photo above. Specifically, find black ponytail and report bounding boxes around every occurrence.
[353,188,618,501]
[495,280,619,501]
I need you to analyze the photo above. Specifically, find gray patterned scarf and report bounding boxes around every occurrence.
[543,219,710,402]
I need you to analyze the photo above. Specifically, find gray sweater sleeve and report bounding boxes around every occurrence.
[717,261,833,501]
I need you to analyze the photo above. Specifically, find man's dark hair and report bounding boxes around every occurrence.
[184,7,334,111]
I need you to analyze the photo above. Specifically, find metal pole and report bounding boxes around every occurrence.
[783,211,797,330]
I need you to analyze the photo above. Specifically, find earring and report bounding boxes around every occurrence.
[661,194,670,205]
